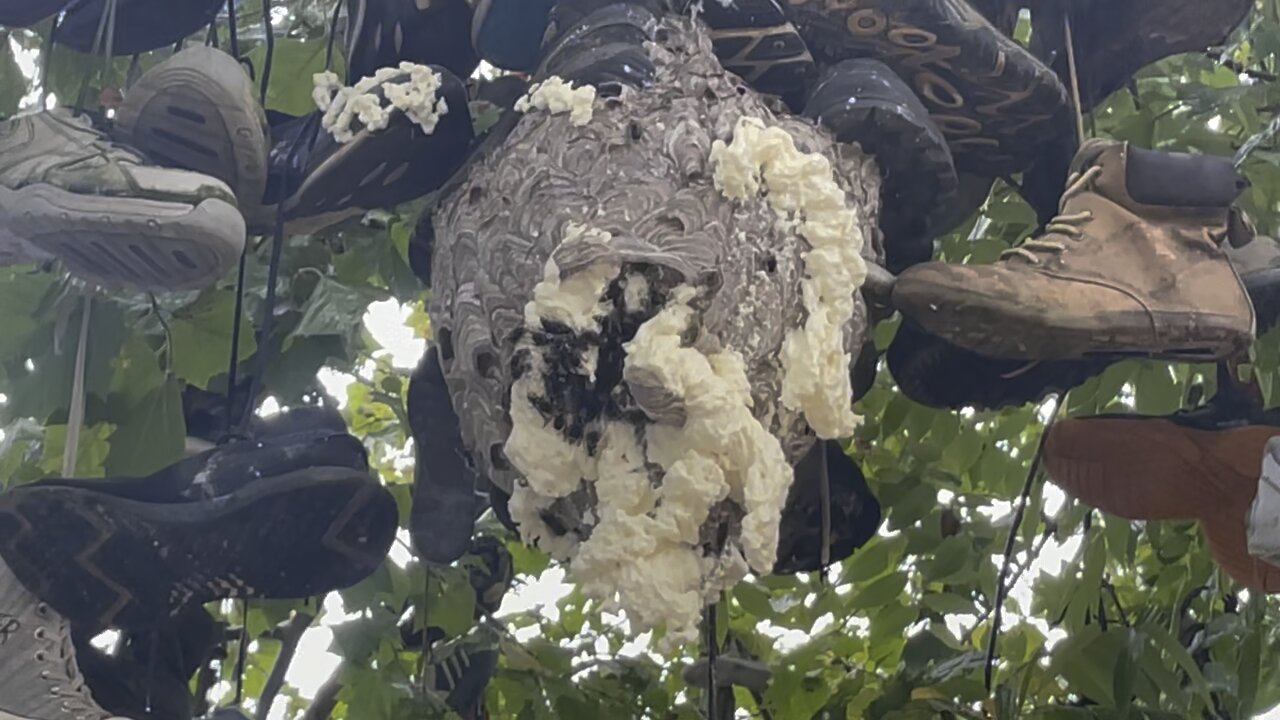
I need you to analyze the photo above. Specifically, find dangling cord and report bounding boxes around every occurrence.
[234,600,250,704]
[705,601,719,719]
[819,443,832,573]
[38,14,60,108]
[1063,9,1087,147]
[61,297,92,477]
[74,0,117,114]
[259,0,275,106]
[226,0,241,60]
[984,393,1065,692]
[324,0,343,72]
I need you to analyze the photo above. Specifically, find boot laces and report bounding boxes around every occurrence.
[31,602,108,720]
[1001,164,1104,265]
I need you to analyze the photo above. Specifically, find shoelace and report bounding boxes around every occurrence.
[32,603,109,720]
[1000,163,1104,265]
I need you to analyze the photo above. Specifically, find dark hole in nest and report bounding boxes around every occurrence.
[628,120,643,141]
[437,326,455,363]
[476,350,499,379]
[759,252,778,274]
[468,186,484,204]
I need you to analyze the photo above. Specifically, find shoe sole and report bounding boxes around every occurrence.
[0,467,397,632]
[787,0,1070,175]
[0,184,244,292]
[472,0,556,72]
[698,0,817,101]
[115,46,271,228]
[805,58,957,270]
[893,276,1254,363]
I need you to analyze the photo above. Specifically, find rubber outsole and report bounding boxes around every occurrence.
[0,468,397,631]
[893,275,1254,363]
[786,0,1070,175]
[114,46,271,227]
[805,58,957,271]
[699,0,817,101]
[0,184,244,291]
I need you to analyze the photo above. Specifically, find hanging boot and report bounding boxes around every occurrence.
[471,0,557,72]
[113,46,273,229]
[1043,375,1280,592]
[893,140,1256,362]
[773,439,881,575]
[0,0,71,27]
[0,554,130,720]
[888,229,1280,411]
[0,108,244,291]
[408,346,483,565]
[344,0,480,82]
[785,0,1070,177]
[0,408,397,632]
[54,0,225,55]
[537,0,662,91]
[803,58,957,272]
[694,0,816,107]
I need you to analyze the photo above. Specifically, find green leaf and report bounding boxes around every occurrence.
[104,377,185,476]
[244,38,347,117]
[169,289,257,389]
[849,571,908,611]
[37,422,114,478]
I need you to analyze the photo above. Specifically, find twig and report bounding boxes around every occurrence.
[299,672,344,720]
[985,394,1065,691]
[255,613,315,720]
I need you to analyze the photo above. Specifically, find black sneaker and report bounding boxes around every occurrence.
[265,64,474,235]
[344,0,480,83]
[408,347,483,565]
[773,440,881,575]
[538,1,661,90]
[787,0,1070,176]
[472,0,557,72]
[804,59,957,272]
[0,0,70,27]
[0,409,397,631]
[695,0,816,107]
[55,0,224,55]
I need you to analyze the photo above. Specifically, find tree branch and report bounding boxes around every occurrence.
[299,672,344,720]
[255,613,315,720]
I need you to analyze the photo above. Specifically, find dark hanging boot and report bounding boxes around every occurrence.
[54,0,224,55]
[804,59,957,272]
[0,409,397,632]
[0,0,71,27]
[785,0,1071,177]
[537,0,662,91]
[773,440,881,575]
[471,0,558,72]
[344,0,480,82]
[893,140,1255,362]
[694,0,816,107]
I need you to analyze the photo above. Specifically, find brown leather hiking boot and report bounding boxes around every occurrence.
[893,139,1255,361]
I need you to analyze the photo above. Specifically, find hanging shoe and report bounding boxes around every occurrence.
[695,0,816,107]
[54,0,224,55]
[113,46,272,230]
[537,0,660,90]
[0,0,71,27]
[0,554,132,720]
[408,347,483,565]
[785,0,1070,176]
[0,108,244,291]
[1043,385,1280,592]
[0,410,397,631]
[471,0,557,72]
[344,0,480,83]
[803,59,957,272]
[893,140,1255,362]
[773,440,881,575]
[887,231,1280,411]
[264,63,474,235]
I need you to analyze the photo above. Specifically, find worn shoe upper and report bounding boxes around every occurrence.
[0,556,129,720]
[893,139,1255,361]
[0,109,238,208]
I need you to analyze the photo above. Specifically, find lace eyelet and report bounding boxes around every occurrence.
[35,602,50,618]
[33,627,46,640]
[34,650,47,662]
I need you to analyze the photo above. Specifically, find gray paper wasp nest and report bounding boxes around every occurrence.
[429,14,882,644]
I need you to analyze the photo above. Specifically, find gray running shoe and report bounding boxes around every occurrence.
[0,109,244,291]
[114,46,272,229]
